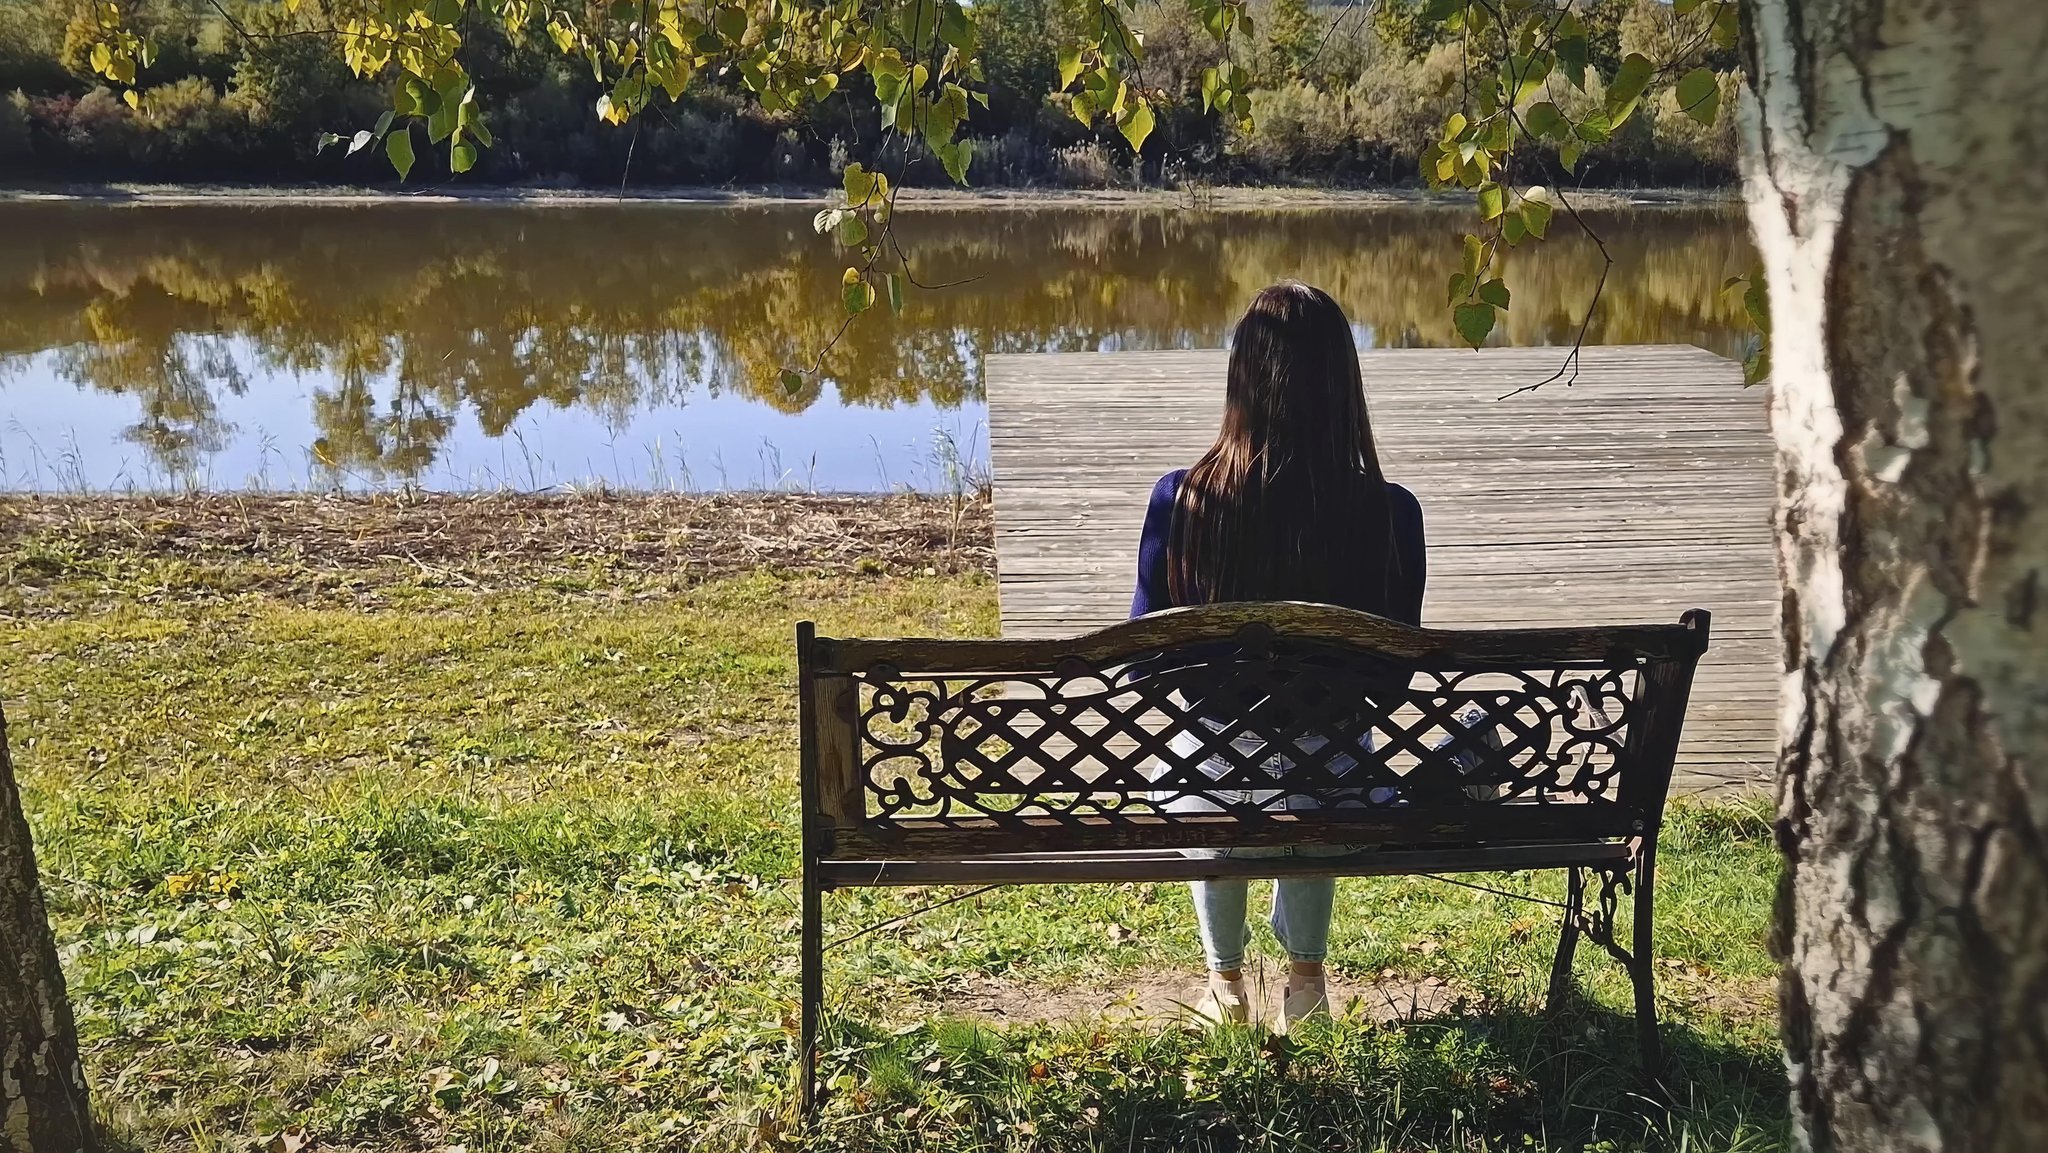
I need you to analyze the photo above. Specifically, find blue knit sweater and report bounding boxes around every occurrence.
[1129,469,1428,622]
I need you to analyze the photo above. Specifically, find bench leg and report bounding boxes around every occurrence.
[1630,847,1664,1081]
[1570,856,1664,1081]
[1545,866,1585,1014]
[800,866,823,1126]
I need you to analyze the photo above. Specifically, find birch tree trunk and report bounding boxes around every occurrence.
[0,705,95,1153]
[1741,1,2048,1149]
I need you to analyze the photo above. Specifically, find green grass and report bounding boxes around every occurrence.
[2,524,1787,1152]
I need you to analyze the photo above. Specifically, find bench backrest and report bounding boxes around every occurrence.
[798,604,1709,862]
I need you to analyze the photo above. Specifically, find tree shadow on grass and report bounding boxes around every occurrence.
[818,1001,1787,1152]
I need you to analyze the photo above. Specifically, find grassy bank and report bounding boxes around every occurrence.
[1,494,1786,1151]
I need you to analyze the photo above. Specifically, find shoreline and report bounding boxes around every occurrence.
[1,490,996,601]
[0,181,1739,211]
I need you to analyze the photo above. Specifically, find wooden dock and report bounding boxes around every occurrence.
[985,345,1778,796]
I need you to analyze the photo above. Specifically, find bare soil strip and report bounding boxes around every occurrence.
[936,965,1474,1029]
[1,492,994,588]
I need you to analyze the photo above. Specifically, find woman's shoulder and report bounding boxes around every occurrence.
[1386,480,1421,514]
[1150,468,1189,503]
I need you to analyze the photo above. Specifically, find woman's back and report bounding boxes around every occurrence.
[1128,282,1427,623]
[1131,467,1426,622]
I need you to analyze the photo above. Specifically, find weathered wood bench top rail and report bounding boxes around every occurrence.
[812,600,1714,674]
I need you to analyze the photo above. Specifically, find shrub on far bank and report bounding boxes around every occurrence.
[0,89,29,164]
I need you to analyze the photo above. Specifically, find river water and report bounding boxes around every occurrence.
[0,200,1755,493]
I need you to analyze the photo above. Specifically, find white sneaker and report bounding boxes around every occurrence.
[1280,978,1329,1032]
[1195,975,1249,1025]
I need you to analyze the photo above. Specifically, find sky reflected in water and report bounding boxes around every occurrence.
[0,201,1755,492]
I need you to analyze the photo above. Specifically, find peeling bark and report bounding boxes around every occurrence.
[0,706,96,1153]
[1741,0,2048,1149]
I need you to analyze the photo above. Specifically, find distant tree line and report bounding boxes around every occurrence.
[0,0,1735,188]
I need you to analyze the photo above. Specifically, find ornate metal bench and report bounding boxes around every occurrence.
[795,604,1709,1115]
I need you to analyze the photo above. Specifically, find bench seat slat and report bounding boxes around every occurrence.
[832,800,1638,858]
[818,839,1633,887]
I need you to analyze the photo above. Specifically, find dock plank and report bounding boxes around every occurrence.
[985,345,1779,795]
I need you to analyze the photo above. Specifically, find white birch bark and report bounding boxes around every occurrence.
[1740,0,2048,1147]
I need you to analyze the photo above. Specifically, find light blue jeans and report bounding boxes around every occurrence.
[1192,866,1336,971]
[1155,724,1375,972]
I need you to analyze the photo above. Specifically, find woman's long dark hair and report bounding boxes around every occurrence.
[1167,282,1397,608]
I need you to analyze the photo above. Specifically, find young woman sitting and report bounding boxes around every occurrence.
[1129,282,1426,1029]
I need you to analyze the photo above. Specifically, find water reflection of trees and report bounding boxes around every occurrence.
[0,203,1754,482]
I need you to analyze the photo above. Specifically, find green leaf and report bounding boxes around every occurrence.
[385,129,415,181]
[1461,233,1486,278]
[373,110,395,139]
[1673,0,1703,13]
[842,267,875,315]
[1605,52,1653,125]
[1442,111,1468,142]
[1057,46,1083,90]
[1574,112,1611,143]
[1446,272,1474,304]
[1524,101,1566,139]
[1559,138,1583,172]
[1477,182,1505,220]
[715,4,747,40]
[1522,193,1552,239]
[1511,51,1551,105]
[779,369,805,394]
[1502,209,1527,245]
[1481,114,1513,152]
[1676,67,1721,126]
[1712,4,1739,49]
[428,101,459,144]
[834,213,868,246]
[1454,303,1496,348]
[1743,346,1770,386]
[450,139,477,173]
[1119,100,1155,152]
[886,272,905,316]
[1477,278,1511,309]
[934,137,973,184]
[315,132,344,154]
[1556,32,1587,89]
[844,163,876,206]
[403,77,439,117]
[939,3,974,51]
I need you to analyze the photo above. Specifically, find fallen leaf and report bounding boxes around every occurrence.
[265,1127,311,1153]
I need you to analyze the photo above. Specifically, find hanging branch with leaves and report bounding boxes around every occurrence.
[79,0,1762,388]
